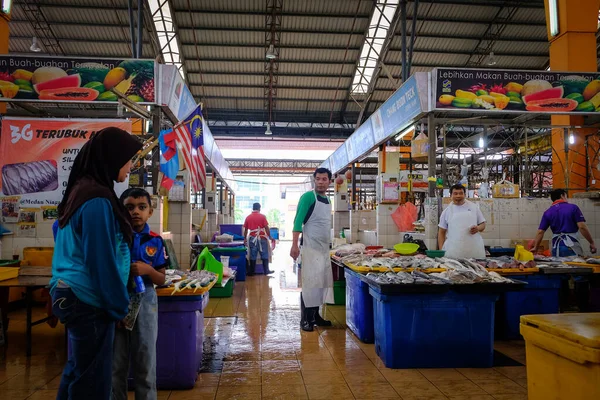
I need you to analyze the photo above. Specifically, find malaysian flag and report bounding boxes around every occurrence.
[173,105,206,192]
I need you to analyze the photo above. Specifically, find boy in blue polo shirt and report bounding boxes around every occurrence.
[111,188,168,400]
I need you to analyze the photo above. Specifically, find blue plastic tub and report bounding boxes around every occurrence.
[210,247,247,281]
[345,269,374,343]
[495,274,561,339]
[270,227,279,240]
[370,288,498,369]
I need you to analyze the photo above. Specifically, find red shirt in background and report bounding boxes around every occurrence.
[243,211,269,238]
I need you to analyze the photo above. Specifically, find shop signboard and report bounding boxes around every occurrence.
[330,144,349,173]
[320,158,332,173]
[0,118,132,207]
[325,73,426,174]
[371,74,422,144]
[433,67,600,113]
[0,55,157,104]
[202,119,215,162]
[159,65,196,121]
[346,121,375,163]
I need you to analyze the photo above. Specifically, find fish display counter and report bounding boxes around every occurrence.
[335,243,599,367]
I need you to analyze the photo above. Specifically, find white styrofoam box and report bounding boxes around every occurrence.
[357,230,377,246]
[500,225,520,240]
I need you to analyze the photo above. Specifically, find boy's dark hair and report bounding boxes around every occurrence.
[120,188,152,205]
[550,189,566,202]
[313,167,332,179]
[252,202,261,211]
[450,183,466,194]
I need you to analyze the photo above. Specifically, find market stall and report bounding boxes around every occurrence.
[331,241,597,370]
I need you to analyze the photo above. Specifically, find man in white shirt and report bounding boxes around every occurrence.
[438,184,487,259]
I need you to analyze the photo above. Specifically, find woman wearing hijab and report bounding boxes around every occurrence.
[50,127,142,400]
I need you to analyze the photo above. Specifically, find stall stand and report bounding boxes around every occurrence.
[495,274,562,339]
[344,268,374,343]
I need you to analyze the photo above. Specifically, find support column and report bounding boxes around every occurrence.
[376,147,401,247]
[204,176,218,242]
[333,174,350,242]
[427,114,437,197]
[545,0,600,193]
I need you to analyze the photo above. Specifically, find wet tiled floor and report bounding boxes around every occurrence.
[1,242,528,399]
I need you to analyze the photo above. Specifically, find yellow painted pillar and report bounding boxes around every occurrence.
[0,12,9,114]
[545,0,600,194]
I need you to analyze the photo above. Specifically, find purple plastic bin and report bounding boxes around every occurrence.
[156,295,208,389]
[219,224,243,236]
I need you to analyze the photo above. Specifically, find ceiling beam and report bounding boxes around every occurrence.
[207,109,360,123]
[9,35,550,56]
[8,16,547,30]
[27,0,543,13]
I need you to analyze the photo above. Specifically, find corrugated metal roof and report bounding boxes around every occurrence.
[178,12,263,30]
[285,0,372,16]
[283,16,368,32]
[41,7,127,25]
[5,0,560,137]
[172,0,264,13]
[181,30,265,45]
[420,3,502,21]
[284,33,364,48]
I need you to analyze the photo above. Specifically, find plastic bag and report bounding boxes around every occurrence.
[391,202,418,231]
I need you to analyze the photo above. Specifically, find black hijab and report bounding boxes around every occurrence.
[57,127,143,244]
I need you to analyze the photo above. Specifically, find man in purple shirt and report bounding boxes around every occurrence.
[531,189,596,256]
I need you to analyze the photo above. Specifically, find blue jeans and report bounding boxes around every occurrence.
[52,287,115,400]
[111,286,158,400]
[249,238,269,261]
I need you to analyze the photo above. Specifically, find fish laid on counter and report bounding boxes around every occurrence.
[334,243,367,257]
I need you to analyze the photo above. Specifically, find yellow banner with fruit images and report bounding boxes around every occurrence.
[0,55,156,104]
[434,67,600,114]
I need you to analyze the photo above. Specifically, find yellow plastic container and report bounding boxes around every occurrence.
[0,267,19,282]
[514,244,534,261]
[520,313,600,400]
[22,247,54,267]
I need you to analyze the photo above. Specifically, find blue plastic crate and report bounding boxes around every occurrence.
[270,227,279,240]
[495,274,561,340]
[210,247,247,281]
[345,269,374,343]
[370,288,498,369]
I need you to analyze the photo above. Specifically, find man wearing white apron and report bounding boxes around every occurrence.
[243,203,272,275]
[290,168,334,332]
[438,184,487,259]
[531,189,597,257]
